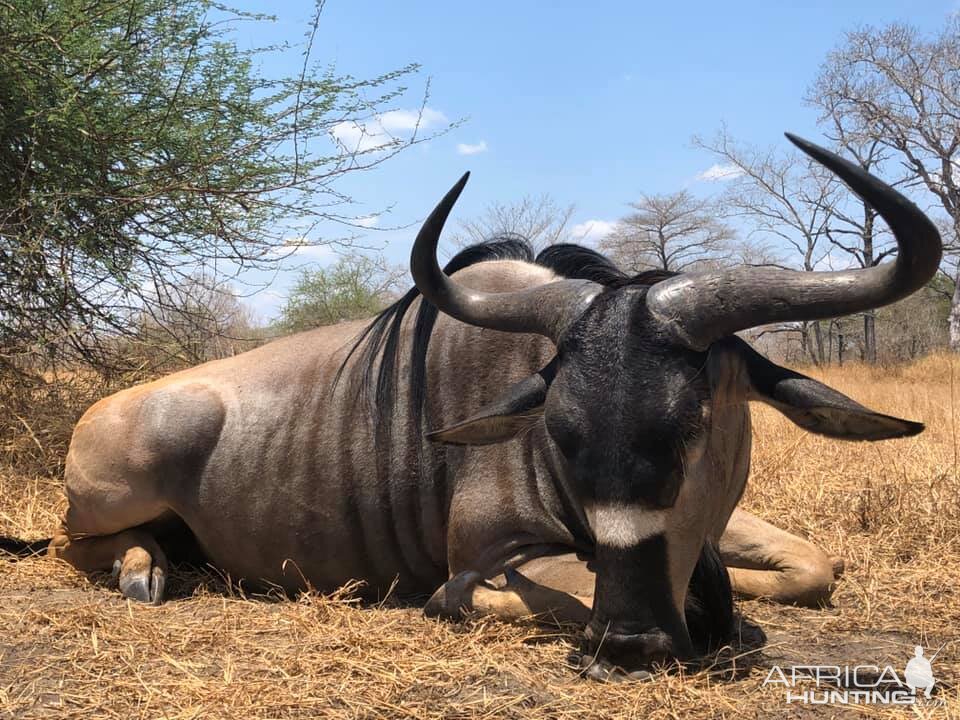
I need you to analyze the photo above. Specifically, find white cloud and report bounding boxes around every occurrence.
[380,108,447,132]
[456,140,488,156]
[331,107,448,153]
[354,214,380,228]
[696,163,744,182]
[571,219,618,244]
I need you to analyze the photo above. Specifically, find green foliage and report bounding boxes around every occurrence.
[278,255,398,332]
[0,0,424,366]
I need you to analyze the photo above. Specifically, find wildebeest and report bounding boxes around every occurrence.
[17,135,939,679]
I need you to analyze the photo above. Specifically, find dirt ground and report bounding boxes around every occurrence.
[1,356,959,718]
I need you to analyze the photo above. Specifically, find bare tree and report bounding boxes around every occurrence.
[132,276,260,371]
[803,79,900,362]
[453,194,575,251]
[935,216,960,301]
[812,19,960,348]
[821,146,896,364]
[875,285,950,361]
[729,236,787,269]
[599,191,733,273]
[694,127,839,364]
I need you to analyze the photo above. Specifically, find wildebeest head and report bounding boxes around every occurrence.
[410,135,941,671]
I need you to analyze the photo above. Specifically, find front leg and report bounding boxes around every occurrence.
[424,553,593,625]
[424,554,654,682]
[424,549,763,682]
[719,508,844,607]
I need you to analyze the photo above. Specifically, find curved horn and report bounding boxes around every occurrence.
[410,173,600,341]
[646,133,943,351]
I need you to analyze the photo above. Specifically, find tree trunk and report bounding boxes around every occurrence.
[951,265,960,352]
[861,208,878,364]
[863,310,877,364]
[802,321,824,366]
[812,320,825,365]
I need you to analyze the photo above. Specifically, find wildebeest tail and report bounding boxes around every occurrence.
[0,536,51,559]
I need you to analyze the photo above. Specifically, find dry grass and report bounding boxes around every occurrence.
[0,366,126,479]
[2,355,960,718]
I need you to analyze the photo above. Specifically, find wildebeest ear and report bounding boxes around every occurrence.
[737,341,924,441]
[427,359,556,446]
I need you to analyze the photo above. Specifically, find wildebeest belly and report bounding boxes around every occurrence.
[159,377,450,598]
[168,455,450,597]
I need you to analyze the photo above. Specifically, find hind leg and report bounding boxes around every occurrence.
[720,508,844,606]
[50,523,168,604]
[50,453,172,604]
[53,380,224,604]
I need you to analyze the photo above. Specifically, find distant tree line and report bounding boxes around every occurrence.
[1,3,955,376]
[437,18,957,365]
[593,18,957,365]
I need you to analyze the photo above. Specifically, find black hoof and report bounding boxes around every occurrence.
[567,649,654,683]
[118,564,165,605]
[119,573,153,603]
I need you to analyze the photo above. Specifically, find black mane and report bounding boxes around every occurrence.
[337,235,533,421]
[535,243,679,288]
[340,239,676,436]
[535,243,627,285]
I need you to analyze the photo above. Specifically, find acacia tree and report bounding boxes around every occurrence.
[0,0,435,368]
[599,191,733,273]
[812,19,960,348]
[278,254,403,332]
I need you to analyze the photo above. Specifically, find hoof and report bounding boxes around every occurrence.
[117,547,166,605]
[733,614,767,651]
[119,572,154,603]
[830,556,846,579]
[424,570,485,621]
[567,649,655,683]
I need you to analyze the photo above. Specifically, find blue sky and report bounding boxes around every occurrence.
[227,0,954,319]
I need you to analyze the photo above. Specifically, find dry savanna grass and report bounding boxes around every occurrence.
[2,354,960,718]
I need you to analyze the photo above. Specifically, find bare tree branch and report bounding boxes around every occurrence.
[451,194,576,253]
[598,190,733,273]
